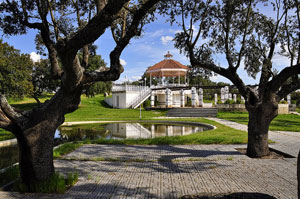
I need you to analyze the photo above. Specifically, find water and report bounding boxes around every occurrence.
[1,122,211,169]
[55,122,210,143]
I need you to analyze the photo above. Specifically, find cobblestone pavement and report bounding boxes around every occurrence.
[0,144,297,199]
[205,117,300,157]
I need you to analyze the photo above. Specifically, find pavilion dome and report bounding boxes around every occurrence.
[146,52,189,77]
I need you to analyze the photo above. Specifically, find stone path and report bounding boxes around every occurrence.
[0,144,297,199]
[205,117,300,157]
[0,118,298,199]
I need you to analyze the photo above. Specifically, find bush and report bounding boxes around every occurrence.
[224,99,235,104]
[280,100,288,104]
[143,99,151,108]
[236,99,242,104]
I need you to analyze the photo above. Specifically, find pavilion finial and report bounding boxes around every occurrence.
[164,51,173,59]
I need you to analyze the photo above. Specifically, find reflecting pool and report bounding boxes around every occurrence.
[55,122,211,143]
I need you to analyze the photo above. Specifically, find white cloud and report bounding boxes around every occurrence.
[147,30,164,38]
[30,52,41,63]
[161,36,174,45]
[120,59,127,66]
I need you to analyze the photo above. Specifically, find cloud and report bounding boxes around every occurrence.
[161,36,174,45]
[147,30,164,38]
[30,52,41,63]
[120,59,127,66]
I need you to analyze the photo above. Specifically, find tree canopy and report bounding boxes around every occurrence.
[0,39,33,98]
[160,0,300,158]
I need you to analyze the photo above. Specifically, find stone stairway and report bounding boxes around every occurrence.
[167,108,218,117]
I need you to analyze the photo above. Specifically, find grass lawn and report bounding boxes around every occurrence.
[64,95,167,122]
[217,111,300,132]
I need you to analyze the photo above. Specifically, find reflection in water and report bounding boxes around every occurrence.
[56,123,209,142]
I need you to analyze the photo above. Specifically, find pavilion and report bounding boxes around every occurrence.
[145,52,189,86]
[108,52,205,109]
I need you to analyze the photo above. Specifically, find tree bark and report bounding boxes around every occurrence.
[15,118,63,189]
[246,101,278,158]
[297,151,300,199]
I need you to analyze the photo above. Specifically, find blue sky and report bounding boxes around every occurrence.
[0,10,290,85]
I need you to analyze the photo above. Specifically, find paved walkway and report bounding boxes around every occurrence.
[0,119,298,199]
[206,118,300,157]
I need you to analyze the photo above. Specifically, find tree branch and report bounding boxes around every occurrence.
[269,63,300,92]
[0,95,23,131]
[277,79,300,100]
[61,0,130,57]
[83,0,160,84]
[236,1,252,69]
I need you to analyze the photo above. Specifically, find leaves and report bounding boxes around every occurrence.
[0,40,33,98]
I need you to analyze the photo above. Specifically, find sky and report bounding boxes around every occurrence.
[0,4,290,85]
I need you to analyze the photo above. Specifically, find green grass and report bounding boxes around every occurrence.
[15,172,78,194]
[53,142,84,158]
[65,95,167,122]
[0,129,14,141]
[217,111,300,132]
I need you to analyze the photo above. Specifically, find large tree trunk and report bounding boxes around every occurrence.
[15,120,62,189]
[246,101,278,158]
[297,151,300,199]
[11,89,82,190]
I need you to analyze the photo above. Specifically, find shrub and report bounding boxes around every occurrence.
[224,99,235,104]
[143,99,151,108]
[236,99,242,104]
[280,100,288,104]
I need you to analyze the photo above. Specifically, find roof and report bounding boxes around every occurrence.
[145,52,189,77]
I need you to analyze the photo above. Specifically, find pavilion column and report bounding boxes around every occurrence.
[178,72,180,85]
[221,87,225,103]
[191,87,196,107]
[150,73,152,87]
[151,91,155,108]
[180,89,185,107]
[198,88,203,107]
[165,88,169,108]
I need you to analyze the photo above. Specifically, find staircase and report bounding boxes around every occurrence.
[128,87,152,109]
[167,108,218,117]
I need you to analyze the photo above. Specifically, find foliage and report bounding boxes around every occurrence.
[32,59,60,103]
[279,100,288,104]
[81,54,112,97]
[0,40,33,98]
[15,172,78,193]
[224,99,235,104]
[143,99,151,108]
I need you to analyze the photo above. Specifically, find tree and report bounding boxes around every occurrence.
[160,0,300,158]
[32,59,60,104]
[0,0,160,190]
[0,39,33,98]
[82,53,112,97]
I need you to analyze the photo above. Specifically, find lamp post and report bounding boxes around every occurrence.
[144,77,147,87]
[139,80,143,119]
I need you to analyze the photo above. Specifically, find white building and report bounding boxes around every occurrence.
[106,52,209,109]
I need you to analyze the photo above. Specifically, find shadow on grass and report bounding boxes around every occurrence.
[11,103,38,111]
[99,100,112,108]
